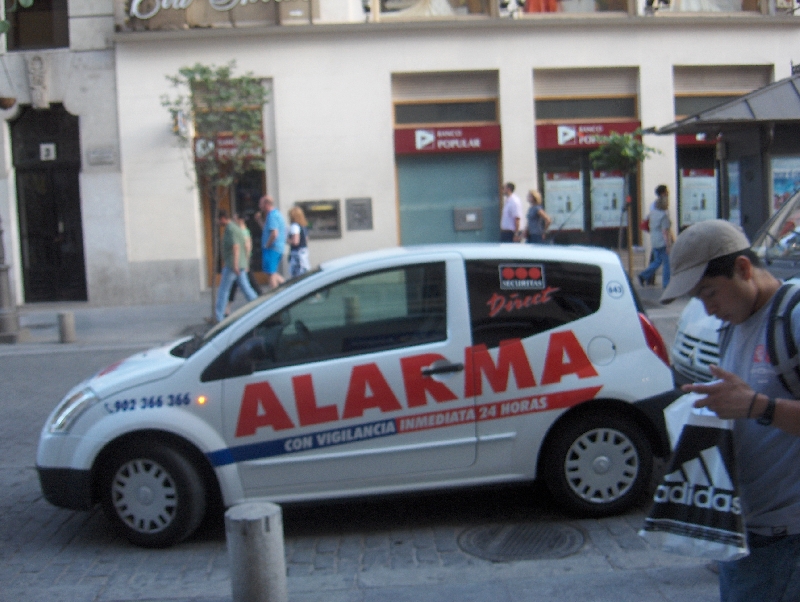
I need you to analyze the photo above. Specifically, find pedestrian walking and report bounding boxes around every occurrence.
[259,195,286,289]
[524,189,551,244]
[500,182,523,242]
[226,213,262,313]
[214,210,258,322]
[288,206,311,278]
[663,219,800,602]
[638,184,673,288]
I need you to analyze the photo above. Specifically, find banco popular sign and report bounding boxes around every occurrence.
[394,126,502,155]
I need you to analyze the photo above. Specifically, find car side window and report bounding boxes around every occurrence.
[202,262,447,381]
[465,259,601,349]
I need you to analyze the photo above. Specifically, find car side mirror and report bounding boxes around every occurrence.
[229,337,268,376]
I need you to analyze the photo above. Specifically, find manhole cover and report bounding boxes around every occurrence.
[458,523,585,562]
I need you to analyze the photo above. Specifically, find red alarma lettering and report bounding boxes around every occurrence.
[464,338,536,397]
[235,382,295,437]
[540,330,599,385]
[293,374,339,426]
[401,354,458,407]
[342,363,403,419]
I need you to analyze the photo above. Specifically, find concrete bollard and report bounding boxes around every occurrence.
[58,312,76,343]
[225,502,288,602]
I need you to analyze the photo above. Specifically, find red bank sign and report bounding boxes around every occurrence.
[536,122,640,150]
[394,126,502,155]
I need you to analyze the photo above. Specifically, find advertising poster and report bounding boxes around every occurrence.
[772,156,800,211]
[679,169,717,228]
[590,171,625,229]
[728,161,741,227]
[544,171,584,232]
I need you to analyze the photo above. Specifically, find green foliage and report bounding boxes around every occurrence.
[161,61,269,189]
[0,0,34,34]
[589,129,659,175]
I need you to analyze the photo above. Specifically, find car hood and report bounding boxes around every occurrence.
[87,342,186,399]
[675,297,721,343]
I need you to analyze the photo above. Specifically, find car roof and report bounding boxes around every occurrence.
[318,244,621,272]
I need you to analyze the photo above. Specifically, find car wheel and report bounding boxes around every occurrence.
[99,441,207,548]
[542,413,652,517]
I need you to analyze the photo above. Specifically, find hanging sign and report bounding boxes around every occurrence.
[590,171,625,229]
[680,169,717,227]
[545,172,584,232]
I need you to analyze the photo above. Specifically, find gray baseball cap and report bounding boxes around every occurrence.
[660,219,750,303]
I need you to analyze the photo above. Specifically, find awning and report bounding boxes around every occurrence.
[655,73,800,137]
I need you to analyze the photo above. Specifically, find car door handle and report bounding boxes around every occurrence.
[421,362,464,376]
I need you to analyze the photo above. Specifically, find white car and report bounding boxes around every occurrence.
[671,191,800,384]
[38,244,676,547]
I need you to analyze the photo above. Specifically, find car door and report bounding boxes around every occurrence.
[464,258,604,465]
[213,256,476,498]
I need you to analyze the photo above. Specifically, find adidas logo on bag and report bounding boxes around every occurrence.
[654,445,742,515]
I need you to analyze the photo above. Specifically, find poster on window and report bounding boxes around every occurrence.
[772,157,800,212]
[590,171,625,229]
[728,161,740,227]
[679,169,717,228]
[544,172,584,232]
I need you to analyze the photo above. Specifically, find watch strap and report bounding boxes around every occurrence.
[757,397,777,426]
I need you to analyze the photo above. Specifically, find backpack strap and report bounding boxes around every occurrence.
[767,283,800,399]
[718,321,733,362]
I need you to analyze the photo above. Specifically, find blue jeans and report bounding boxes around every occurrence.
[719,533,800,602]
[639,246,670,288]
[215,267,258,322]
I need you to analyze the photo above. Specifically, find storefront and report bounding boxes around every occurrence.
[535,121,640,246]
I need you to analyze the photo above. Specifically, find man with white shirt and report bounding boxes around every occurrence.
[500,182,522,242]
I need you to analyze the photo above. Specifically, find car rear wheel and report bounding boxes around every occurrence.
[99,441,207,548]
[542,413,652,516]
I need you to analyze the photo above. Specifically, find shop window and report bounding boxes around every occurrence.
[674,95,741,118]
[5,0,68,50]
[535,97,637,120]
[395,101,497,125]
[514,0,627,14]
[377,0,491,17]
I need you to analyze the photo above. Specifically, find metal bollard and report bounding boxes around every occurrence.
[58,312,76,344]
[225,502,288,602]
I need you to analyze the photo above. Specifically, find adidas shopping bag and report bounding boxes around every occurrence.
[640,392,749,561]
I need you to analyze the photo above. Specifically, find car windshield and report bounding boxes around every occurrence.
[752,190,800,263]
[171,268,320,358]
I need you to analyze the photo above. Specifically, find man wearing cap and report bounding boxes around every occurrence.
[663,219,800,602]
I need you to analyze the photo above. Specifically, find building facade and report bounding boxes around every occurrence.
[0,0,798,305]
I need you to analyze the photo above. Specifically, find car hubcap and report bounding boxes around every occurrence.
[564,427,638,504]
[111,458,177,534]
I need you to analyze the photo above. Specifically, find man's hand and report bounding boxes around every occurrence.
[681,365,754,419]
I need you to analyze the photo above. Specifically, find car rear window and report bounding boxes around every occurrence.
[465,259,602,348]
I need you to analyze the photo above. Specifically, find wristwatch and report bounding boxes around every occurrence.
[757,397,777,426]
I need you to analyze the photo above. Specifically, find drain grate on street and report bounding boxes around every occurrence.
[457,522,585,562]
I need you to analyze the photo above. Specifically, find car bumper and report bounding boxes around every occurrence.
[37,466,94,511]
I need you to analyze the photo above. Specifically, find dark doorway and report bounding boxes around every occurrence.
[11,104,87,302]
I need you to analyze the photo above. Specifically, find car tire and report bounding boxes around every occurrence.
[542,413,652,517]
[99,441,207,548]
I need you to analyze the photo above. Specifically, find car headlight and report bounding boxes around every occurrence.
[48,388,99,434]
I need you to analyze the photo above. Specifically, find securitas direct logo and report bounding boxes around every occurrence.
[654,445,741,515]
[499,264,545,290]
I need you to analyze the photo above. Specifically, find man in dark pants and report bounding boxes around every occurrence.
[663,219,800,602]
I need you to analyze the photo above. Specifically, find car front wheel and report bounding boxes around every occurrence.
[99,441,207,548]
[543,413,652,517]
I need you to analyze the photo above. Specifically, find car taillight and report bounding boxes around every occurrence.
[639,312,670,367]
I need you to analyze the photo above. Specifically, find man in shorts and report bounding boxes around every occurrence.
[259,194,287,289]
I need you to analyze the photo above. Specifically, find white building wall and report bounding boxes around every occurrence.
[114,20,800,280]
[2,11,796,308]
